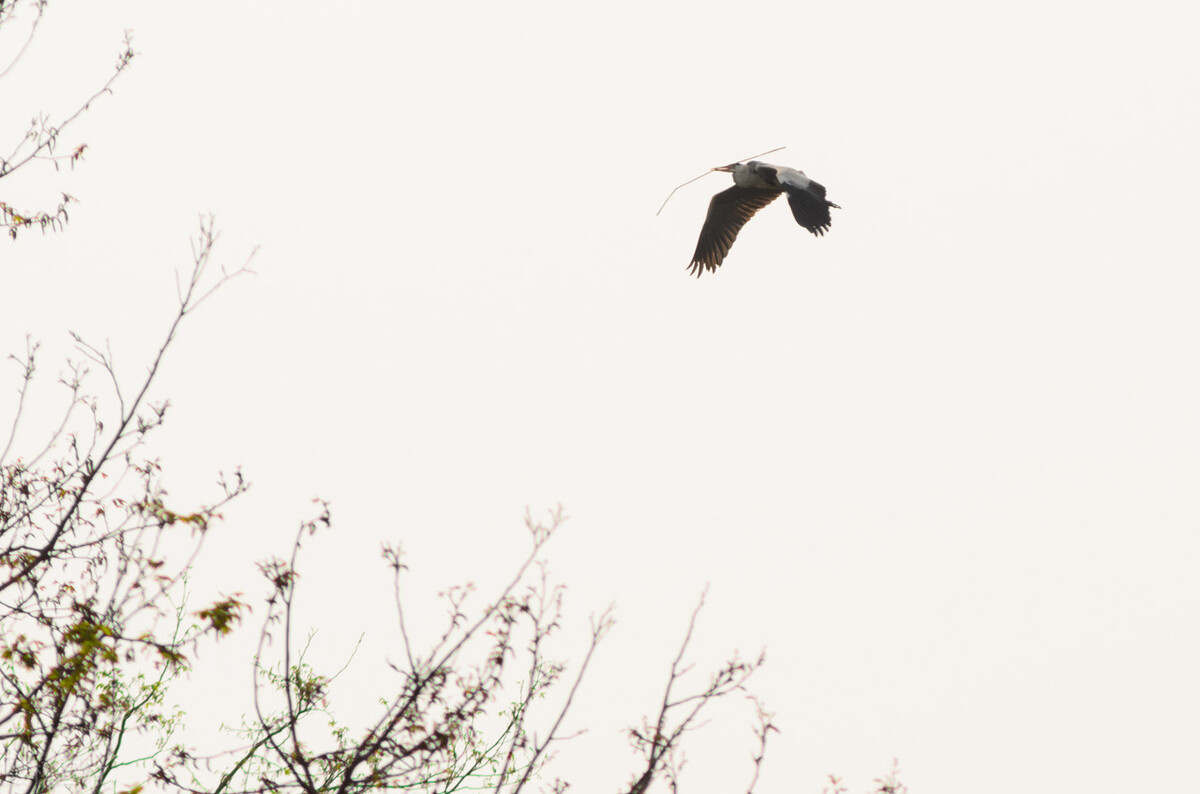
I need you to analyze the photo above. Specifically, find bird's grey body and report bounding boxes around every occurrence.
[689,160,839,277]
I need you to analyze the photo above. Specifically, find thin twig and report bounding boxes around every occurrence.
[655,146,786,215]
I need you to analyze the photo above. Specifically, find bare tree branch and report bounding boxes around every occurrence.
[622,589,766,794]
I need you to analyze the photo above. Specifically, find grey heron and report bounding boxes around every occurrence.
[689,160,840,277]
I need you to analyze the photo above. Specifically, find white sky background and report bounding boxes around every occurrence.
[3,1,1200,792]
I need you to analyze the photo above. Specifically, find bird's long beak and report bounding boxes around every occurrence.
[714,163,738,172]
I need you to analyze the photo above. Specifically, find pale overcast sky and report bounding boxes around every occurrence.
[3,1,1200,792]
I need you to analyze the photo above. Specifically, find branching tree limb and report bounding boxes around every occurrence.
[0,219,254,792]
[622,589,767,794]
[1,2,136,238]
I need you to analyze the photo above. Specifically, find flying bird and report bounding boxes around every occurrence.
[689,160,840,277]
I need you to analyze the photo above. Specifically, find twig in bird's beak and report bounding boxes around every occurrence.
[655,169,717,216]
[655,146,786,216]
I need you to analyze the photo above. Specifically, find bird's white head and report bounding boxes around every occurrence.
[716,161,775,189]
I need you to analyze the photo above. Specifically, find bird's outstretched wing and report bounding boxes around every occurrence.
[781,178,839,236]
[689,187,781,276]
